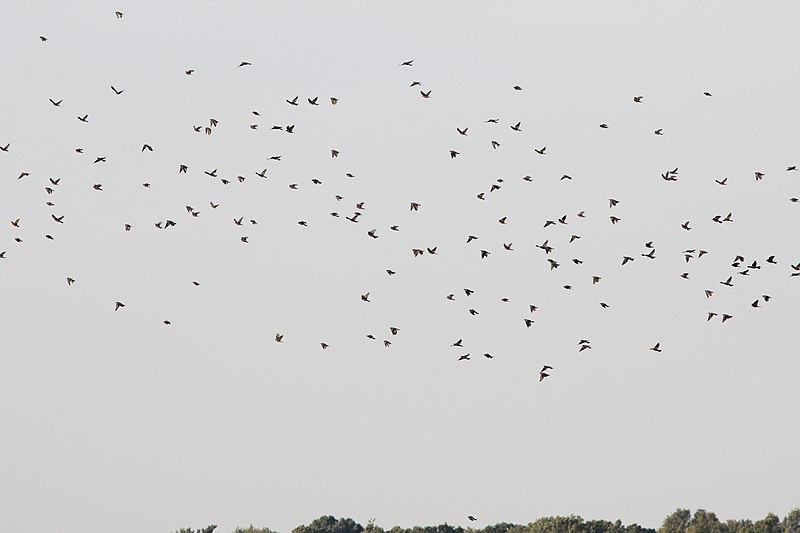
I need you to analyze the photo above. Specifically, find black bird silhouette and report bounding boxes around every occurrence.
[650,343,662,352]
[111,85,124,95]
[49,98,62,106]
[115,301,125,311]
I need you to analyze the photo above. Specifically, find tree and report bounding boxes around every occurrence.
[293,516,364,533]
[782,509,800,533]
[234,526,280,533]
[687,509,723,533]
[661,510,692,533]
[752,513,780,533]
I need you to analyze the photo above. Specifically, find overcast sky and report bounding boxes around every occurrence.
[1,2,798,533]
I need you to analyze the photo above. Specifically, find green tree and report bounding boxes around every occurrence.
[234,526,280,533]
[661,509,692,533]
[294,516,364,533]
[753,513,780,533]
[687,509,723,533]
[782,509,800,533]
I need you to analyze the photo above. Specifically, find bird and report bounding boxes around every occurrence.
[722,314,733,323]
[650,343,662,352]
[457,127,468,136]
[400,60,414,66]
[510,121,522,131]
[114,301,125,311]
[360,293,370,302]
[450,150,459,159]
[239,61,252,67]
[468,516,478,522]
[410,202,421,211]
[275,333,284,342]
[634,96,643,103]
[539,371,550,382]
[704,92,712,97]
[420,90,431,98]
[77,114,88,122]
[707,312,717,321]
[49,98,63,106]
[286,96,299,106]
[110,85,124,95]
[142,144,153,152]
[115,11,123,18]
[185,69,194,75]
[534,146,546,155]
[308,97,319,105]
[66,277,75,286]
[720,277,733,287]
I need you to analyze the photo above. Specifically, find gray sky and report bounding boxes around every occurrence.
[1,2,798,532]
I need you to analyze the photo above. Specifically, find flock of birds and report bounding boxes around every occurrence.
[2,16,798,389]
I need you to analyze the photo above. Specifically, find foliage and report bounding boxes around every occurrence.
[210,509,800,533]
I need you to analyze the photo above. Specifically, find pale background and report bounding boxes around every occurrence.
[1,2,798,533]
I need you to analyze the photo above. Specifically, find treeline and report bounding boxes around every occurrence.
[176,508,800,533]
